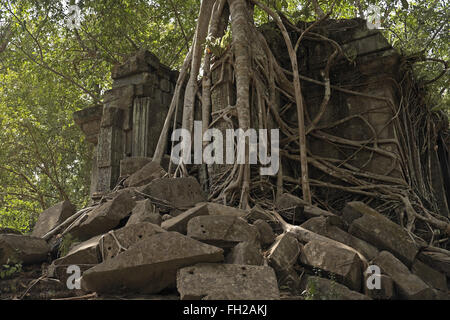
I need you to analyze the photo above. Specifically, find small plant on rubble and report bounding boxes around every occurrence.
[0,261,22,280]
[327,273,339,300]
[303,268,339,300]
[303,277,319,300]
[58,234,80,258]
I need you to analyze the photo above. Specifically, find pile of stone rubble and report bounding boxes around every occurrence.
[1,161,449,300]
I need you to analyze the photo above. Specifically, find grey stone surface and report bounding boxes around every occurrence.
[111,50,160,79]
[120,157,152,177]
[101,222,166,261]
[161,203,209,234]
[73,104,103,145]
[245,205,275,223]
[345,202,418,266]
[177,263,280,300]
[304,276,371,300]
[301,216,378,260]
[372,251,434,300]
[411,258,448,292]
[32,200,76,238]
[138,177,206,210]
[125,161,166,188]
[267,233,301,272]
[187,215,259,248]
[418,249,450,277]
[53,235,102,266]
[66,191,136,241]
[81,232,224,294]
[275,193,306,223]
[300,240,363,291]
[126,199,162,226]
[254,219,275,246]
[206,202,247,218]
[0,234,50,265]
[363,273,395,300]
[226,242,264,266]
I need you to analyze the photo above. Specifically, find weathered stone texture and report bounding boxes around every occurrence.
[66,191,136,241]
[126,199,162,226]
[344,202,418,266]
[372,251,435,300]
[300,240,363,291]
[0,234,50,265]
[81,232,223,294]
[177,263,280,300]
[32,200,76,238]
[188,215,259,248]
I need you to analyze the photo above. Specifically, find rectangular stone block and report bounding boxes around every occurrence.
[177,263,280,300]
[103,85,135,110]
[97,126,124,168]
[111,50,160,79]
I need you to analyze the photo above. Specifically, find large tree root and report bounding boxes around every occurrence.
[150,0,449,248]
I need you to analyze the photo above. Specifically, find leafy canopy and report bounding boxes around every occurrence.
[0,0,447,232]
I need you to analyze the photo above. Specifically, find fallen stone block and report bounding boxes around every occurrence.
[345,202,418,266]
[81,232,223,294]
[126,199,162,226]
[54,235,102,266]
[433,289,450,300]
[0,234,50,265]
[301,216,378,260]
[303,276,371,300]
[65,191,136,241]
[418,249,450,277]
[372,251,435,300]
[111,50,160,79]
[138,177,206,210]
[412,258,448,292]
[32,200,76,238]
[363,273,395,300]
[206,202,247,218]
[277,267,303,293]
[226,242,263,266]
[120,157,152,177]
[100,222,166,261]
[187,215,259,248]
[161,203,209,234]
[275,193,306,223]
[300,240,363,291]
[120,156,171,178]
[267,233,301,272]
[125,161,166,187]
[177,263,280,300]
[254,219,275,246]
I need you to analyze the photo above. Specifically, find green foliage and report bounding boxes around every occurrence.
[0,0,200,232]
[58,234,80,258]
[0,262,22,280]
[304,277,318,300]
[303,268,339,300]
[206,29,232,59]
[0,0,447,232]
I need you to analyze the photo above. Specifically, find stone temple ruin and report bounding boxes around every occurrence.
[0,19,449,300]
[74,19,449,217]
[73,51,178,197]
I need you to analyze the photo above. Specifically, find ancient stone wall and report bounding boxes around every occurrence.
[257,19,449,216]
[74,50,178,197]
[74,21,448,217]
